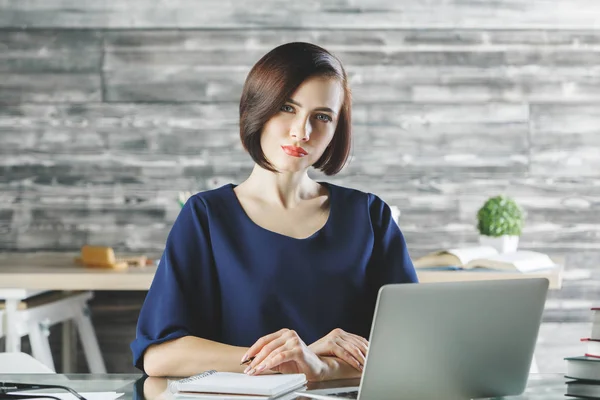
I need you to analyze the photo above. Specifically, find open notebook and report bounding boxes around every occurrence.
[169,370,307,399]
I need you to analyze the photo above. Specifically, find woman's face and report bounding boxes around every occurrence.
[260,76,343,173]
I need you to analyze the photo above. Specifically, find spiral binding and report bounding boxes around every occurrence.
[179,370,218,383]
[169,369,218,393]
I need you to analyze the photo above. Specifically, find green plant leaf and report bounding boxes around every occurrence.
[476,195,524,236]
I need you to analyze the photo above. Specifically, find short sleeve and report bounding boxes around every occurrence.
[130,196,221,372]
[368,193,418,285]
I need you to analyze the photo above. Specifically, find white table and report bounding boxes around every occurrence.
[0,252,562,290]
[0,252,157,372]
[0,252,562,372]
[416,265,563,289]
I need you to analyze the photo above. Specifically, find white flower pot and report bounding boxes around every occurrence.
[479,235,519,253]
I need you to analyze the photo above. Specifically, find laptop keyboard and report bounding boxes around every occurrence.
[328,390,359,399]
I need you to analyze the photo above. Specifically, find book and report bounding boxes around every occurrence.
[413,246,498,268]
[566,379,600,399]
[413,246,557,273]
[582,338,600,358]
[592,308,600,340]
[169,370,307,398]
[565,356,600,381]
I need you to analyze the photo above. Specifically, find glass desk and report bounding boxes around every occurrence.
[0,373,568,399]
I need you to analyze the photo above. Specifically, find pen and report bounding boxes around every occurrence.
[240,356,255,366]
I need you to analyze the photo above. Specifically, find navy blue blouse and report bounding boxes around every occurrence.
[131,182,418,371]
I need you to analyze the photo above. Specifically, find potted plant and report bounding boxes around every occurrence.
[476,195,524,253]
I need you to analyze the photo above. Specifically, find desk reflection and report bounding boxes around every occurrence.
[142,376,170,400]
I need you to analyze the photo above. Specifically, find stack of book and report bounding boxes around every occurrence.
[565,307,600,398]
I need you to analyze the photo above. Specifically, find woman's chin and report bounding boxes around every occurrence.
[273,159,311,173]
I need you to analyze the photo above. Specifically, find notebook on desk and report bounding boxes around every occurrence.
[168,370,306,399]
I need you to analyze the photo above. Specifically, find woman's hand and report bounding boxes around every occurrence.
[308,328,369,372]
[241,329,327,381]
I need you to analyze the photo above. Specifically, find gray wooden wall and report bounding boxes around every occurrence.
[1,0,600,372]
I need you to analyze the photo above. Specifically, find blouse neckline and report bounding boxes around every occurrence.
[226,182,334,241]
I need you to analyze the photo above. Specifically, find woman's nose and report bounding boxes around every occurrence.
[290,117,312,142]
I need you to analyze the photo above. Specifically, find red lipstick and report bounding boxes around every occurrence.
[281,145,308,157]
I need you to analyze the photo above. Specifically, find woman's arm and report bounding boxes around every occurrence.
[145,330,360,380]
[368,193,418,284]
[143,336,249,377]
[131,197,223,374]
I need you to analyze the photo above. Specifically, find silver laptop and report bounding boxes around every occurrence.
[299,278,549,400]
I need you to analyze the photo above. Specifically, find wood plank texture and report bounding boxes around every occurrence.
[0,74,101,103]
[0,30,102,73]
[1,1,600,29]
[0,31,103,103]
[530,104,600,177]
[1,99,598,252]
[102,30,600,103]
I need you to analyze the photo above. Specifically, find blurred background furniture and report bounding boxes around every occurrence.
[0,288,106,373]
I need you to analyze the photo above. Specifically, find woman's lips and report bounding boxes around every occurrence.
[281,145,308,157]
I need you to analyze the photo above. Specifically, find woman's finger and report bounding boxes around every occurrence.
[242,329,288,362]
[329,329,369,354]
[246,346,286,375]
[251,348,300,375]
[336,330,369,351]
[347,333,369,349]
[332,338,363,371]
[245,336,288,372]
[340,334,369,358]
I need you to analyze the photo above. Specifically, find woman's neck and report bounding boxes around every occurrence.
[237,165,322,209]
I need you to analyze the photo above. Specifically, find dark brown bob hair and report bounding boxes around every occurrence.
[239,42,352,175]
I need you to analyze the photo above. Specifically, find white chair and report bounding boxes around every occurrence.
[0,351,55,373]
[0,291,106,373]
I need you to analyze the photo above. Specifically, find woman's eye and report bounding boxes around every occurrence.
[316,114,332,122]
[280,105,294,113]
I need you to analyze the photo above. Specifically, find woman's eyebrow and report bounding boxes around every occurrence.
[287,98,337,115]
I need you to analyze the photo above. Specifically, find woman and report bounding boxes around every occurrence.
[131,42,418,381]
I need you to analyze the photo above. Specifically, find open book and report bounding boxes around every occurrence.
[413,246,557,273]
[169,370,307,399]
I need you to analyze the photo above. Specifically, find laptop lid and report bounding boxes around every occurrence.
[357,278,549,400]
